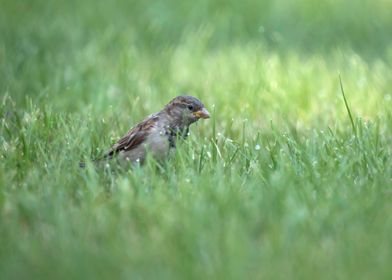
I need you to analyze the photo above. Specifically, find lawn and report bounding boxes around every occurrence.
[1,0,392,279]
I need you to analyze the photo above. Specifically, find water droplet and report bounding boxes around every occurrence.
[255,144,261,150]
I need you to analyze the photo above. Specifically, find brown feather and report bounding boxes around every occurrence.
[104,115,159,159]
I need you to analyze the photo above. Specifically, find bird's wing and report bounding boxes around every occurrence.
[104,114,160,159]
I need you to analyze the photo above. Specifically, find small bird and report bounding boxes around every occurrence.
[99,95,210,167]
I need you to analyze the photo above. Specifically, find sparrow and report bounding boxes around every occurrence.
[99,95,210,166]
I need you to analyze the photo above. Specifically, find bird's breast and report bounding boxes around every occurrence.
[144,127,172,161]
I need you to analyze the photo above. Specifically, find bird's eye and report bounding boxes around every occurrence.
[187,105,194,111]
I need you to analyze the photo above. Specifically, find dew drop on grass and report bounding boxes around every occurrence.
[255,144,261,150]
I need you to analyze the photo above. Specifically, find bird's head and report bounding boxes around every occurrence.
[164,95,210,126]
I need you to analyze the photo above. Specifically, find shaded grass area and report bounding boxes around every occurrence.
[2,0,392,55]
[1,0,392,279]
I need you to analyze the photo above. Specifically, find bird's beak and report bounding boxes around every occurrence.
[193,107,210,119]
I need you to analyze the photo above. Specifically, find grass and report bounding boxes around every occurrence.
[1,0,392,279]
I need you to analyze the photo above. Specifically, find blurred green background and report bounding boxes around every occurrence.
[1,0,392,279]
[2,0,392,116]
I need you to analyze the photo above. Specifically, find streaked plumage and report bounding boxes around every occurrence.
[102,95,209,166]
